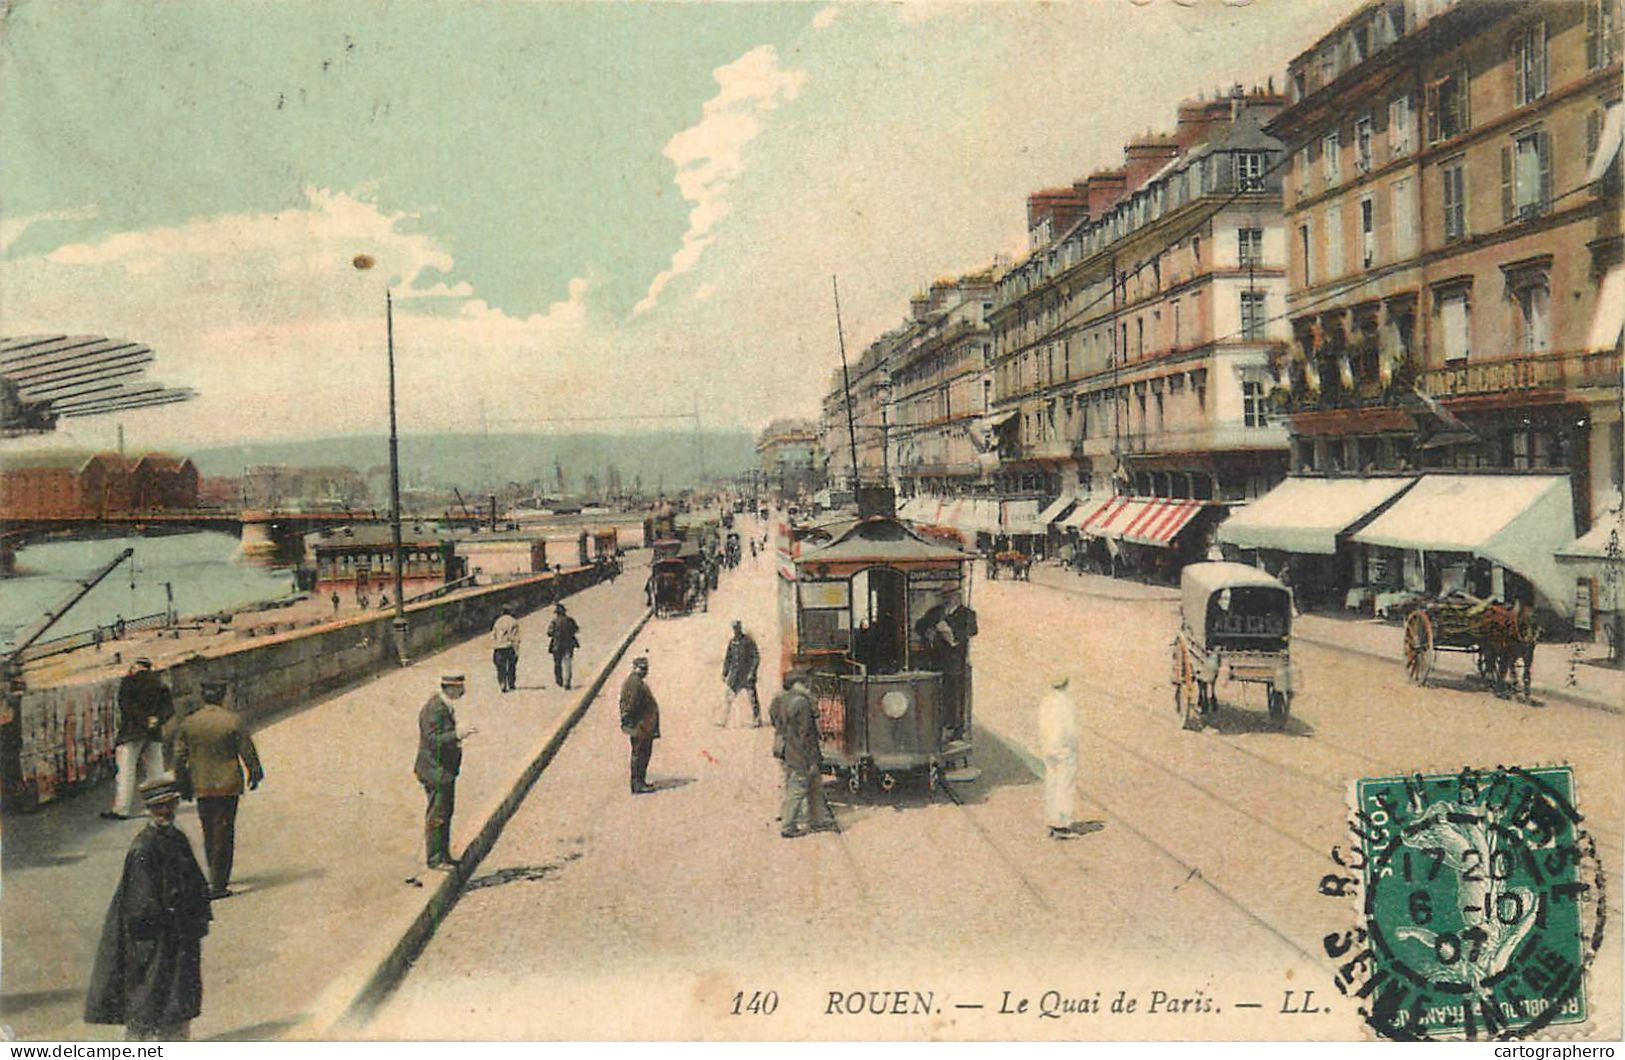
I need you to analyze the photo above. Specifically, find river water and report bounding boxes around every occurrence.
[1,531,297,650]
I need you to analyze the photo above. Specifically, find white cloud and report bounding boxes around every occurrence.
[632,45,804,316]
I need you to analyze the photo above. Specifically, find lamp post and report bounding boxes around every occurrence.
[354,254,410,665]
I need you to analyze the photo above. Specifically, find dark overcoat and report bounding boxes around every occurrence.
[115,670,173,745]
[618,672,660,740]
[722,633,759,691]
[84,824,212,1028]
[547,613,580,657]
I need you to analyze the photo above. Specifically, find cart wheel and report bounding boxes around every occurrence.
[847,771,862,795]
[880,772,897,793]
[1403,610,1435,685]
[1267,688,1291,725]
[927,763,941,793]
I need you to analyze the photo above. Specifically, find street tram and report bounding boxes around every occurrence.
[778,508,976,793]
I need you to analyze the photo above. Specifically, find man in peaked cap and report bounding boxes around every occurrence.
[174,681,264,899]
[85,776,212,1040]
[717,619,762,728]
[618,656,660,794]
[104,657,175,820]
[414,672,473,869]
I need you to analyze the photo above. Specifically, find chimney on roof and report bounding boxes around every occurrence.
[910,293,931,322]
[1082,169,1129,217]
[1123,135,1180,195]
[1026,186,1090,250]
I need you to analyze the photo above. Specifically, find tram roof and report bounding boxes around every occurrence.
[797,515,969,565]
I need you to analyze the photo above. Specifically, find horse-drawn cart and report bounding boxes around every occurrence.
[1402,595,1538,698]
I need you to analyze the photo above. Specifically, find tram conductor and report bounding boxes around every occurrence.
[916,590,977,718]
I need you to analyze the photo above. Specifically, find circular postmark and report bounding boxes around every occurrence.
[1326,766,1605,1041]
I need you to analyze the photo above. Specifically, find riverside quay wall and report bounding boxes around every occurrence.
[2,564,615,811]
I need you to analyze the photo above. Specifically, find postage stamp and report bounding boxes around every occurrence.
[1335,765,1605,1041]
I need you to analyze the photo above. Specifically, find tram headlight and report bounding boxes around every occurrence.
[880,690,911,719]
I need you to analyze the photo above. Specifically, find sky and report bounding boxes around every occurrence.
[0,0,1360,451]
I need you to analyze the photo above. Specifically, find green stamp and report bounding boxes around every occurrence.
[1342,766,1603,1041]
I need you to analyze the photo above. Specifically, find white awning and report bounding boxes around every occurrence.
[1216,476,1418,555]
[1586,265,1625,353]
[1556,508,1625,562]
[1002,498,1047,535]
[1585,103,1622,185]
[1351,474,1576,615]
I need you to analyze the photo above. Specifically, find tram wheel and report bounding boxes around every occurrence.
[847,771,862,795]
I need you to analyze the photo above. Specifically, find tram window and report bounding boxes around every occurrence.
[849,566,907,675]
[799,609,846,650]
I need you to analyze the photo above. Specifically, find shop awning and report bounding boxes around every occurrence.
[956,498,1002,534]
[1216,476,1418,555]
[1120,498,1207,548]
[1351,474,1576,615]
[1037,495,1077,526]
[1060,494,1115,530]
[1002,498,1047,535]
[1556,510,1625,563]
[1586,265,1625,353]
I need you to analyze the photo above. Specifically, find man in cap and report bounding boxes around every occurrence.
[174,681,264,899]
[85,776,212,1040]
[618,657,660,794]
[772,670,836,837]
[490,606,521,692]
[1038,674,1081,840]
[916,589,978,730]
[717,620,762,728]
[104,658,175,820]
[547,602,580,690]
[414,673,473,869]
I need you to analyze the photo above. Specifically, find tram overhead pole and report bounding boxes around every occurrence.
[832,275,861,493]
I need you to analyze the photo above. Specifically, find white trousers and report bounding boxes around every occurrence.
[112,739,166,817]
[1044,748,1078,829]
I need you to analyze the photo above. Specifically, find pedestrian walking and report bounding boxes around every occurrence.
[413,673,473,869]
[717,620,761,727]
[330,591,340,614]
[103,658,175,820]
[490,606,521,692]
[771,671,835,838]
[173,681,264,899]
[84,777,212,1041]
[618,657,660,795]
[547,603,580,689]
[1038,674,1081,840]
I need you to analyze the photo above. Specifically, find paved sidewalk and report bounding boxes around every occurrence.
[0,555,651,1042]
[1025,560,1622,714]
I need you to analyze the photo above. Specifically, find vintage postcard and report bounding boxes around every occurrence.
[1,0,1621,1045]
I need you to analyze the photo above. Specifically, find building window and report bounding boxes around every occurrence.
[1511,22,1548,107]
[1360,196,1377,268]
[1243,381,1269,428]
[1237,152,1267,191]
[1427,64,1470,143]
[1323,132,1341,186]
[1299,223,1313,286]
[1355,116,1374,173]
[1237,227,1263,267]
[1514,282,1551,353]
[1441,159,1467,242]
[1172,300,1182,348]
[1389,94,1414,156]
[1437,289,1471,362]
[1324,206,1344,279]
[1589,0,1619,69]
[1135,317,1144,358]
[1502,129,1552,221]
[1240,290,1266,340]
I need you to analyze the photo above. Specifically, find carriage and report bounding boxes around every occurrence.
[779,512,977,793]
[1170,562,1296,731]
[1402,595,1538,698]
[987,549,1033,580]
[650,556,698,617]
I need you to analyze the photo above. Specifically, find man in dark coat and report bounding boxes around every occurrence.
[85,777,212,1040]
[717,620,762,727]
[104,658,175,820]
[174,681,264,899]
[413,673,470,869]
[772,672,835,837]
[618,657,660,794]
[915,590,978,732]
[546,603,580,690]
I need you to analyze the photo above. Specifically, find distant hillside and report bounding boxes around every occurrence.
[189,431,757,491]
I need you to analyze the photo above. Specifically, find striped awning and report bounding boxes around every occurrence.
[1077,496,1205,548]
[1061,494,1117,531]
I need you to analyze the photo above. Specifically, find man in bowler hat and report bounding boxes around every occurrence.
[174,681,264,898]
